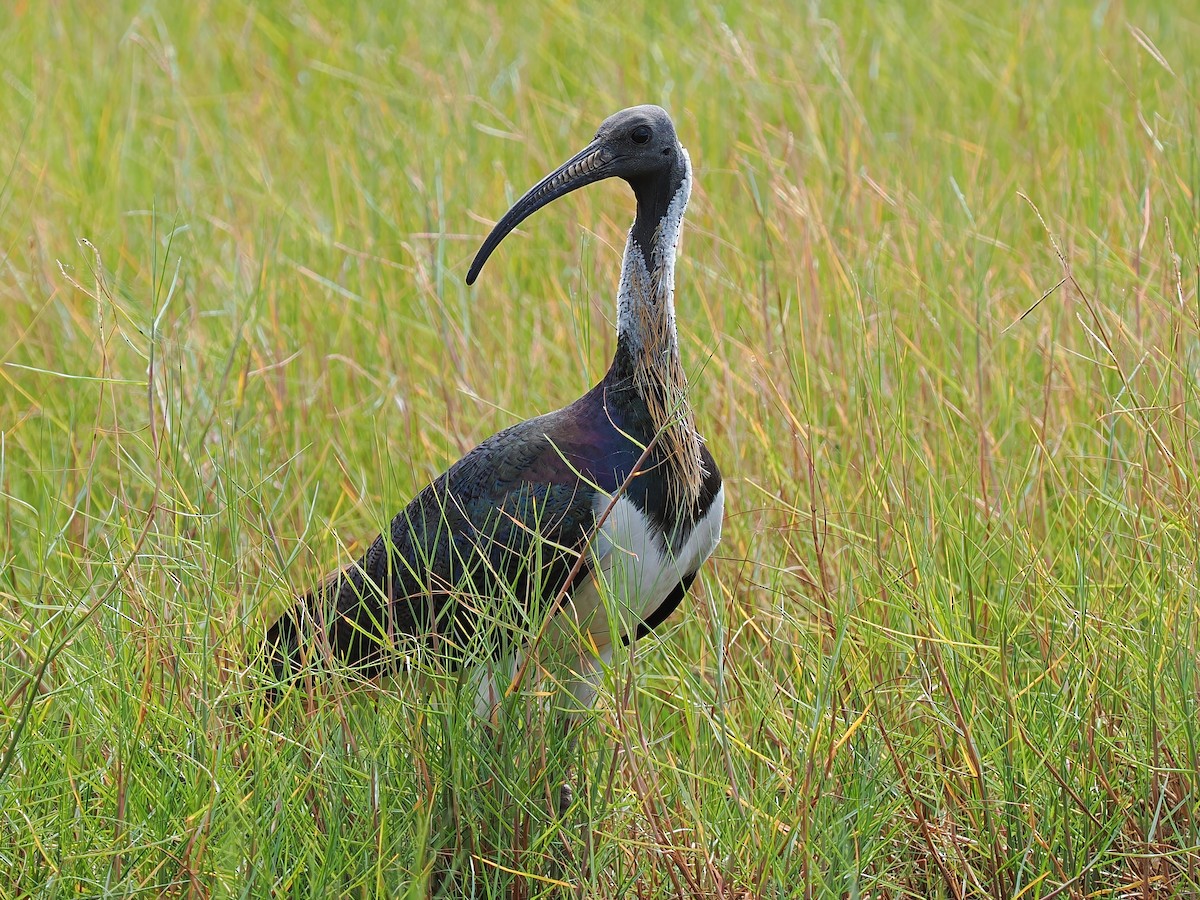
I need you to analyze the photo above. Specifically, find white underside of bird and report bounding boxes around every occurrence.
[473,485,724,715]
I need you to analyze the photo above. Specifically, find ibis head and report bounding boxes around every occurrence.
[466,105,686,285]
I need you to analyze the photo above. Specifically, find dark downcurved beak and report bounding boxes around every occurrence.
[466,141,611,285]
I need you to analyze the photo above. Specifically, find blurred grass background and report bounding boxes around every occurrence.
[1,0,1198,896]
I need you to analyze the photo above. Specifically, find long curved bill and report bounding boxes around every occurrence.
[466,141,611,285]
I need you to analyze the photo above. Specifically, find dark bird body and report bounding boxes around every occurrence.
[265,106,723,709]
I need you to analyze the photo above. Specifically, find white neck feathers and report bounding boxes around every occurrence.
[611,148,706,508]
[616,148,692,350]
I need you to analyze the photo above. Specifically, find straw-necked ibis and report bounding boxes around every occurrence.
[264,105,723,711]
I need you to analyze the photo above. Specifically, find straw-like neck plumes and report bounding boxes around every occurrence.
[613,147,706,509]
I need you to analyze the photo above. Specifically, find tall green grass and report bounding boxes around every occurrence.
[2,1,1198,896]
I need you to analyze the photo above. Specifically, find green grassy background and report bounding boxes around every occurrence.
[2,1,1198,896]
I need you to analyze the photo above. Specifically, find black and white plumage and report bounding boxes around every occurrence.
[263,106,723,709]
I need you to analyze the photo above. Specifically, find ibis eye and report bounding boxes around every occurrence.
[631,125,652,144]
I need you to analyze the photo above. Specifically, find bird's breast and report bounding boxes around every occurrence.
[561,484,724,645]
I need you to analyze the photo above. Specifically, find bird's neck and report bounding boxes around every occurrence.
[610,149,706,508]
